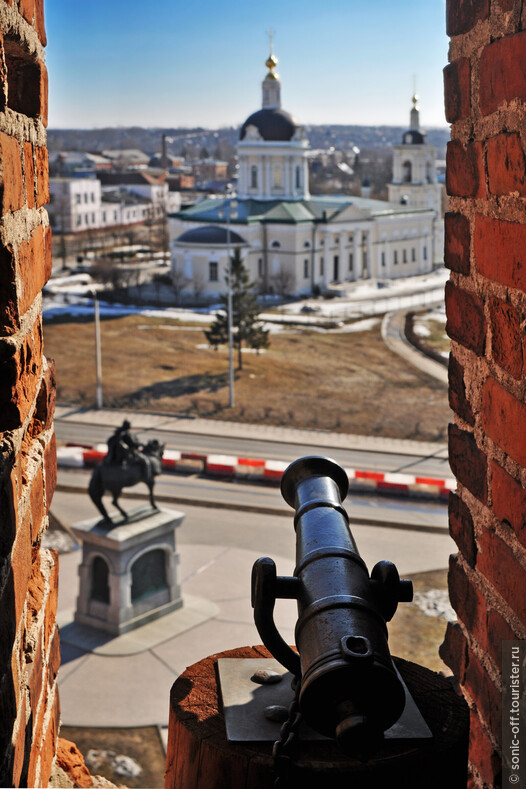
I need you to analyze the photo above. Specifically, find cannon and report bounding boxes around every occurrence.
[251,456,414,754]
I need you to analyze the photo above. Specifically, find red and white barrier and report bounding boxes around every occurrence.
[57,445,454,501]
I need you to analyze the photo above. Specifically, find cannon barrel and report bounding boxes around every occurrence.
[251,456,413,753]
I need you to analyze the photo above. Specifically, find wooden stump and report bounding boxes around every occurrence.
[165,646,468,789]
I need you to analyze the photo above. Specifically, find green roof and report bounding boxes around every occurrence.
[169,194,432,227]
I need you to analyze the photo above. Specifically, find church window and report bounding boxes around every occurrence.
[381,252,386,267]
[403,249,407,263]
[296,165,301,189]
[349,252,353,272]
[402,161,412,183]
[258,258,263,277]
[423,246,427,260]
[394,250,398,265]
[303,241,310,248]
[271,240,281,249]
[304,259,309,278]
[273,166,282,188]
[251,165,258,189]
[411,247,416,262]
[320,257,324,276]
[209,261,218,281]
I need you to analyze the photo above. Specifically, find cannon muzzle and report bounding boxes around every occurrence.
[251,456,413,753]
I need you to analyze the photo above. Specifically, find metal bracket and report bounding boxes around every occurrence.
[218,658,433,742]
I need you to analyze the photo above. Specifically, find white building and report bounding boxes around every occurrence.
[48,178,104,233]
[168,51,442,300]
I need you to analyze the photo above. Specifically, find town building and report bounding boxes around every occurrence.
[168,51,443,300]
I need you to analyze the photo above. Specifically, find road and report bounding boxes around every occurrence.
[56,466,448,533]
[54,416,451,479]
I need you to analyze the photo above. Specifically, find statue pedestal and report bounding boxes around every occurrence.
[71,506,185,635]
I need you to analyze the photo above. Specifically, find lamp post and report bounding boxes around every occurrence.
[221,187,237,409]
[92,290,103,409]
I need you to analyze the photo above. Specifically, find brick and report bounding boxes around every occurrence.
[449,492,477,564]
[0,318,44,431]
[25,548,45,629]
[44,225,52,283]
[23,141,34,209]
[448,554,485,633]
[445,280,486,355]
[477,527,526,621]
[35,0,46,46]
[18,224,46,317]
[29,465,43,543]
[449,423,488,503]
[444,212,471,274]
[56,739,93,789]
[37,60,47,127]
[48,625,60,684]
[19,0,35,25]
[446,140,485,198]
[43,552,58,652]
[464,649,501,737]
[12,510,31,627]
[488,297,523,379]
[0,32,7,114]
[43,432,56,512]
[482,376,526,465]
[449,354,475,426]
[479,31,526,115]
[35,145,48,207]
[444,59,471,123]
[29,359,56,438]
[440,620,468,680]
[12,708,28,788]
[27,638,42,715]
[0,244,18,336]
[0,133,24,212]
[487,132,526,196]
[474,214,526,292]
[468,710,501,788]
[446,0,490,35]
[491,461,526,547]
[484,608,516,667]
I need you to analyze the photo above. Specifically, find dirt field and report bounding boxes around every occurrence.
[43,314,450,442]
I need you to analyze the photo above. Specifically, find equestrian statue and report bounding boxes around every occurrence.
[88,420,165,524]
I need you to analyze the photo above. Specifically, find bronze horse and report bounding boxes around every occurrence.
[88,439,165,523]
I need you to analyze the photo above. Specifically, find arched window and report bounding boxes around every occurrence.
[131,549,167,603]
[271,240,281,249]
[402,160,412,183]
[295,165,301,189]
[91,557,110,603]
[250,165,258,188]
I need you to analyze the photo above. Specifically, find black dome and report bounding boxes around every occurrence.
[240,108,298,142]
[176,225,247,246]
[402,129,426,145]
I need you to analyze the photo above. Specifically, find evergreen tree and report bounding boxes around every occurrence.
[204,249,270,370]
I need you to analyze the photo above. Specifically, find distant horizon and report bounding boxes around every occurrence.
[47,121,450,133]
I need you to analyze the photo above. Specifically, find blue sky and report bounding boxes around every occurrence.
[45,0,449,129]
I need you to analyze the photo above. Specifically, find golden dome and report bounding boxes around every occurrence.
[266,53,278,70]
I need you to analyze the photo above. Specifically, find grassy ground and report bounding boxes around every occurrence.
[43,314,450,442]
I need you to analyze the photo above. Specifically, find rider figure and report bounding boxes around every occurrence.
[107,420,142,466]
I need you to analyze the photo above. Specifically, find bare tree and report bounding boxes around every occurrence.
[271,266,295,298]
[171,268,188,306]
[192,272,206,304]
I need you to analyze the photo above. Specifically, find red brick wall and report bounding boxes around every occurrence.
[0,1,59,786]
[442,2,526,787]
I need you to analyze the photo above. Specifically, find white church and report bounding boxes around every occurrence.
[168,50,444,299]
